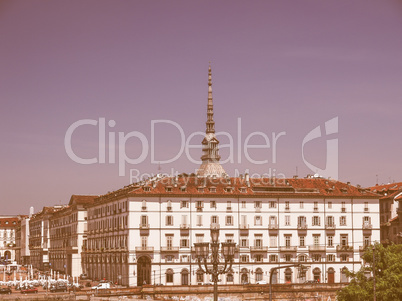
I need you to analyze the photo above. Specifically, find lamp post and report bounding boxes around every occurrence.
[194,224,236,301]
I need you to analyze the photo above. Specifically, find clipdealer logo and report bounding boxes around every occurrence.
[64,117,338,180]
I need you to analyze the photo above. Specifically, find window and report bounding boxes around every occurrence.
[211,216,219,225]
[285,235,291,247]
[312,216,320,226]
[269,201,276,208]
[285,215,290,226]
[240,255,249,262]
[166,269,174,283]
[326,216,335,227]
[285,201,290,210]
[166,215,173,226]
[364,202,369,212]
[254,201,262,209]
[196,215,202,226]
[312,254,321,262]
[140,215,148,227]
[314,202,318,211]
[241,215,247,227]
[196,201,203,210]
[166,200,172,211]
[297,216,307,228]
[254,235,263,247]
[180,255,189,262]
[364,236,371,247]
[340,254,348,262]
[180,200,188,208]
[285,254,292,262]
[241,201,246,208]
[298,254,307,262]
[269,254,278,262]
[363,216,371,227]
[300,201,304,209]
[327,254,335,262]
[166,235,173,248]
[328,202,332,209]
[299,236,305,247]
[181,215,188,227]
[240,237,248,247]
[196,234,204,243]
[225,234,234,243]
[341,202,346,212]
[225,215,233,226]
[141,200,147,210]
[327,236,333,247]
[141,236,147,248]
[254,215,262,226]
[210,200,216,208]
[180,237,189,248]
[270,236,277,247]
[227,201,232,210]
[340,234,348,246]
[196,270,204,283]
[226,273,234,282]
[313,234,320,246]
[255,268,263,280]
[340,216,347,226]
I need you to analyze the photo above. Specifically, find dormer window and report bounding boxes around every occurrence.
[165,186,173,192]
[197,187,204,193]
[224,187,233,193]
[209,187,216,193]
[143,186,151,192]
[239,187,247,193]
[180,186,187,192]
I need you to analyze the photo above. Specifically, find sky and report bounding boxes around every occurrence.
[1,0,401,215]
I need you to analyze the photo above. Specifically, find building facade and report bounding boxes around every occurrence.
[49,195,94,277]
[29,206,65,270]
[0,216,19,264]
[82,66,381,287]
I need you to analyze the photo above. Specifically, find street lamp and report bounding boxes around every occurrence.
[194,224,236,301]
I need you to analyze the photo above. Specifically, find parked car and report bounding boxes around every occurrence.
[20,287,38,294]
[91,282,111,290]
[256,280,267,284]
[50,284,68,292]
[0,287,12,294]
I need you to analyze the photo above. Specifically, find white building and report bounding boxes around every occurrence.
[83,66,380,287]
[49,195,95,277]
[0,216,19,264]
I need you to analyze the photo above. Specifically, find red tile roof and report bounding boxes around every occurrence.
[94,175,378,204]
[0,217,20,228]
[68,195,96,206]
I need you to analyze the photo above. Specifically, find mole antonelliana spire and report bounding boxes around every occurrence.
[197,64,226,177]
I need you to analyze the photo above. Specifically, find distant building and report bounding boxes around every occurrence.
[81,66,381,287]
[48,195,95,277]
[29,206,65,270]
[0,216,20,264]
[369,182,402,244]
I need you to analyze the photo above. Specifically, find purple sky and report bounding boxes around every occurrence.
[1,1,401,215]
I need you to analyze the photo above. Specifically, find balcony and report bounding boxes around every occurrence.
[336,245,353,252]
[250,246,268,252]
[279,246,297,252]
[139,223,150,235]
[325,223,336,231]
[239,224,249,235]
[362,223,372,231]
[139,223,150,229]
[160,246,179,253]
[268,223,278,230]
[308,246,326,252]
[135,246,154,253]
[180,224,189,229]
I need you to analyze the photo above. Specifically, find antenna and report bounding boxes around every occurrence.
[376,174,378,185]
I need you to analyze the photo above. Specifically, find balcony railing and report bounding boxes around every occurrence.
[250,246,268,252]
[308,245,326,252]
[239,224,249,229]
[279,246,297,252]
[325,223,336,230]
[139,224,150,229]
[268,223,278,230]
[180,224,189,229]
[160,246,179,252]
[362,223,372,229]
[135,246,154,252]
[336,245,353,252]
[297,224,308,230]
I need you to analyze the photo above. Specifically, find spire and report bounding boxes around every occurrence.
[197,64,226,178]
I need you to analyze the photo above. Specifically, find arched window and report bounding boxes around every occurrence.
[181,269,189,285]
[313,268,321,282]
[327,267,335,284]
[285,268,292,283]
[340,267,348,283]
[241,268,248,284]
[166,269,174,283]
[196,269,204,283]
[226,270,234,283]
[255,268,263,282]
